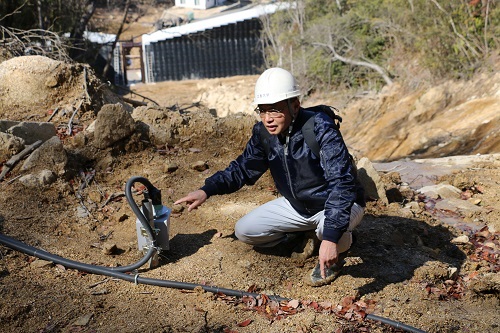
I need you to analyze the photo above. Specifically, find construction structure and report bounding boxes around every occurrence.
[141,3,288,83]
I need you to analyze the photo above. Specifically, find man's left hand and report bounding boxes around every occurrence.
[318,240,339,279]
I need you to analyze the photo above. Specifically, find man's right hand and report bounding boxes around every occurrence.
[174,190,207,212]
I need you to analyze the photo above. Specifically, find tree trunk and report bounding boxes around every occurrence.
[69,0,96,59]
[102,0,131,80]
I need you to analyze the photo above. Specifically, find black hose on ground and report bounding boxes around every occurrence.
[365,314,427,333]
[0,233,276,300]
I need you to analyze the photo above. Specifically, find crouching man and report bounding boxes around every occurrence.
[175,67,365,286]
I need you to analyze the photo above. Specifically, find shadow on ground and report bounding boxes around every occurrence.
[344,214,465,295]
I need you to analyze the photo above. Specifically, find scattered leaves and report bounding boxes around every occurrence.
[468,226,499,272]
[214,291,376,324]
[423,278,465,300]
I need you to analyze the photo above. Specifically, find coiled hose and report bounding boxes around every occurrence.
[0,176,427,333]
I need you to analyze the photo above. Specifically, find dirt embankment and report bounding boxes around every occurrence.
[0,55,498,333]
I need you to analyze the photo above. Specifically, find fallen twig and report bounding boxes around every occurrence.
[68,99,84,136]
[0,140,43,181]
[122,96,148,107]
[47,107,59,122]
[89,278,110,289]
[100,192,125,208]
[83,67,91,103]
[6,174,23,184]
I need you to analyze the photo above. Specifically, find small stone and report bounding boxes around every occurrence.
[406,201,421,212]
[192,161,208,171]
[113,212,129,223]
[450,235,470,244]
[237,259,253,269]
[102,243,118,255]
[88,191,102,203]
[484,242,497,250]
[468,198,482,205]
[77,206,89,218]
[73,313,93,326]
[171,204,184,214]
[30,259,53,269]
[164,162,179,173]
[448,267,458,279]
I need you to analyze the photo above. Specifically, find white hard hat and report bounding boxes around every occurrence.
[253,67,300,105]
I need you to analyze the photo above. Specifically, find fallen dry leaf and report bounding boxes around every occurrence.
[237,319,252,327]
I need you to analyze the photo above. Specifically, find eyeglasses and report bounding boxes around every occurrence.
[254,107,286,119]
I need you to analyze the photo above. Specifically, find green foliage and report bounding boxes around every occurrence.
[261,0,499,92]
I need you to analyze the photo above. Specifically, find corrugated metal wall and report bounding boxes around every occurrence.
[145,18,263,82]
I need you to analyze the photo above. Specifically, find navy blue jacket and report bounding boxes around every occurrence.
[201,108,364,244]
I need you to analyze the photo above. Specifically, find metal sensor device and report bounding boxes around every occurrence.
[136,201,171,253]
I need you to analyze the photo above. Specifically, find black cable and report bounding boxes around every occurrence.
[0,233,279,301]
[366,314,427,333]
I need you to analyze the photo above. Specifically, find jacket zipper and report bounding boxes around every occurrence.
[283,140,297,200]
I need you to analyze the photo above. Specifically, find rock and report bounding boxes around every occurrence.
[418,183,461,199]
[93,103,135,149]
[131,106,185,146]
[0,132,24,161]
[38,169,57,185]
[72,313,93,326]
[102,243,118,255]
[95,153,114,171]
[21,136,67,176]
[450,235,470,244]
[18,174,39,187]
[237,259,253,269]
[171,204,184,214]
[357,157,388,204]
[88,191,102,203]
[469,273,500,295]
[30,259,53,269]
[77,206,89,218]
[399,207,414,218]
[435,197,484,214]
[447,267,458,279]
[468,198,482,205]
[405,201,422,213]
[4,121,57,145]
[66,131,86,148]
[192,160,208,171]
[164,162,179,173]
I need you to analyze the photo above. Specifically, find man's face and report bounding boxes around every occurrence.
[258,99,299,135]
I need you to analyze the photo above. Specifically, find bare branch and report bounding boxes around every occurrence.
[313,42,393,86]
[0,26,72,62]
[429,0,482,58]
[0,0,29,23]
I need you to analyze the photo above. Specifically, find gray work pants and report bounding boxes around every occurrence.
[234,197,364,253]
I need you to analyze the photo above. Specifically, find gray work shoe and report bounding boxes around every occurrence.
[291,231,319,261]
[304,251,348,287]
